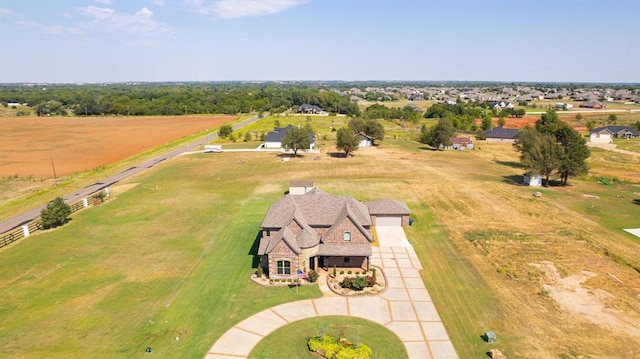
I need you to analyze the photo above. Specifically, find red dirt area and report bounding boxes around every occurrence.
[0,115,236,178]
[501,114,576,129]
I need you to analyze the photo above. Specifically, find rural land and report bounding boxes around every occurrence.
[1,82,640,359]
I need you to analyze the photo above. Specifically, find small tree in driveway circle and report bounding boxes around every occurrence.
[40,197,71,229]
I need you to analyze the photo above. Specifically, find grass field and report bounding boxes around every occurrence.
[248,317,408,359]
[1,122,640,358]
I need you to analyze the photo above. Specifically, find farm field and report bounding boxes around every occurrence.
[1,119,640,358]
[0,115,236,178]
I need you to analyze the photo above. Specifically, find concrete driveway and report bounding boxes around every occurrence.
[205,226,457,359]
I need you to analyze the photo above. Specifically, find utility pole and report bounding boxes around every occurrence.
[50,155,58,184]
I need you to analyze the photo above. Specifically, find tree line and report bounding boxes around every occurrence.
[0,83,358,117]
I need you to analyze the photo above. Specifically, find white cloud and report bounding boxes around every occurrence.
[186,0,308,19]
[76,6,172,33]
[0,8,13,16]
[95,0,113,4]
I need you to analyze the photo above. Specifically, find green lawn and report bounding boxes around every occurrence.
[613,138,640,153]
[249,317,408,359]
[0,154,321,359]
[1,136,639,358]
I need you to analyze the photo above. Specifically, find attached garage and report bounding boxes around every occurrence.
[374,215,402,227]
[366,199,411,227]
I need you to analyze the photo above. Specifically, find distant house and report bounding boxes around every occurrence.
[579,100,605,109]
[258,184,411,278]
[554,103,573,109]
[405,102,424,113]
[408,93,424,101]
[450,137,474,150]
[356,132,374,148]
[590,126,639,143]
[484,127,519,143]
[263,124,315,149]
[490,101,515,109]
[296,103,326,114]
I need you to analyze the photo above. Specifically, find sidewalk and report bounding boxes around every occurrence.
[205,226,458,359]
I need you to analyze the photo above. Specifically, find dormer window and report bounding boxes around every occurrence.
[344,231,351,242]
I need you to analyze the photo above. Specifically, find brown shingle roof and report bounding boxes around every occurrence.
[320,204,374,243]
[317,244,372,256]
[289,180,314,188]
[261,188,372,228]
[365,199,410,215]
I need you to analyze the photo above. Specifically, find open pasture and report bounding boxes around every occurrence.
[0,132,639,358]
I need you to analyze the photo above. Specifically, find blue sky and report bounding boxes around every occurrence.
[0,0,638,83]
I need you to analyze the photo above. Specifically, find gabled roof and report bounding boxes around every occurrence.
[320,204,374,243]
[484,127,519,139]
[366,199,410,215]
[451,137,473,144]
[297,103,324,112]
[290,180,314,188]
[263,124,315,143]
[261,188,372,228]
[264,124,294,142]
[590,126,638,136]
[260,227,301,255]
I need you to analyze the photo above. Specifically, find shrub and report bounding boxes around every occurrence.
[256,266,263,277]
[340,276,371,291]
[274,279,280,282]
[308,270,319,283]
[347,270,352,275]
[308,334,372,359]
[40,197,71,229]
[333,266,337,278]
[340,270,344,275]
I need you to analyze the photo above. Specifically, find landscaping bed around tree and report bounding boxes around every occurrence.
[326,265,386,296]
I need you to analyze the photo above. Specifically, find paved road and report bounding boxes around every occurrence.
[0,115,261,235]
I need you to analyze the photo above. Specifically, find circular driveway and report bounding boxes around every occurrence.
[205,227,458,359]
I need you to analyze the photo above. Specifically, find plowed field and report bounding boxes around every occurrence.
[0,115,235,178]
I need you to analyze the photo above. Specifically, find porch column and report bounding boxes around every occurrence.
[366,256,370,271]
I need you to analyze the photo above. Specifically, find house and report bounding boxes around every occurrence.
[356,132,374,148]
[579,100,605,109]
[258,184,410,278]
[523,174,542,187]
[408,93,424,101]
[296,103,326,114]
[484,127,519,143]
[263,124,315,149]
[554,103,573,109]
[451,137,474,150]
[405,102,424,113]
[590,126,639,143]
[489,101,515,109]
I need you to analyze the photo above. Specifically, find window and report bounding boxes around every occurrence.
[265,230,271,237]
[344,257,350,263]
[277,260,291,275]
[344,231,351,242]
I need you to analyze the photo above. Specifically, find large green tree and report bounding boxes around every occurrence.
[423,118,456,150]
[348,118,385,145]
[515,111,590,186]
[282,126,311,157]
[336,128,359,157]
[40,197,71,229]
[519,132,562,186]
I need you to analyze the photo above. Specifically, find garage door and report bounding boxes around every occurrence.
[375,216,402,227]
